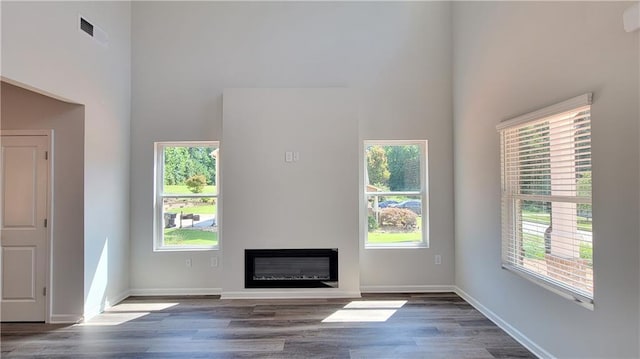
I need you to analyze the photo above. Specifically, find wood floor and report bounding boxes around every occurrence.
[1,293,535,358]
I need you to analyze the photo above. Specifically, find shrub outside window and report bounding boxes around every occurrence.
[154,142,219,251]
[364,140,428,248]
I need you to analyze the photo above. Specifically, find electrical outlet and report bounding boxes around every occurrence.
[435,255,442,265]
[186,259,192,268]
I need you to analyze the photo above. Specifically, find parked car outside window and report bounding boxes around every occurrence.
[378,200,399,208]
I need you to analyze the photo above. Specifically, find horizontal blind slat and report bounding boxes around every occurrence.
[500,103,592,300]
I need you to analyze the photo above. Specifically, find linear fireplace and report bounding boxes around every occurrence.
[245,249,338,288]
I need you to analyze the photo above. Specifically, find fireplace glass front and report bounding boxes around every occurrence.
[245,249,338,288]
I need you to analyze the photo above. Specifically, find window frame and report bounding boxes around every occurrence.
[153,141,220,252]
[497,93,593,308]
[363,140,429,249]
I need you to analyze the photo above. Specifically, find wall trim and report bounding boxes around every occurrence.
[129,288,222,296]
[50,314,83,324]
[1,77,81,104]
[105,289,131,308]
[221,290,361,300]
[454,286,553,359]
[361,285,455,293]
[83,304,102,321]
[83,289,133,321]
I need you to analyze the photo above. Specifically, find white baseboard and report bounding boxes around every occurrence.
[106,289,131,307]
[82,289,133,321]
[221,290,361,299]
[129,287,222,296]
[49,314,83,324]
[454,286,553,359]
[361,285,455,293]
[83,305,102,322]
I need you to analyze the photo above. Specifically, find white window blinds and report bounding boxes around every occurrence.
[498,94,593,306]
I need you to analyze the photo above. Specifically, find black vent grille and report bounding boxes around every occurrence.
[80,17,93,36]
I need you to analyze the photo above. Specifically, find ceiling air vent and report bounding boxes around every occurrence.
[80,17,93,36]
[79,15,109,47]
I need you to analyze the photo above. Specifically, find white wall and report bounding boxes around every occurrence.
[130,2,454,293]
[453,2,639,357]
[1,1,131,320]
[222,88,359,297]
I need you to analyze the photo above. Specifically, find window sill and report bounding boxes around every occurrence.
[502,263,594,311]
[365,243,429,250]
[154,246,219,252]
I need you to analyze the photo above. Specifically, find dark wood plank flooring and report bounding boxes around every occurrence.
[1,293,535,358]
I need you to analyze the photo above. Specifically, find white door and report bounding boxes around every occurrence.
[1,134,49,322]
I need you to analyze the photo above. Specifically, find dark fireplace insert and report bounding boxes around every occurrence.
[245,248,338,288]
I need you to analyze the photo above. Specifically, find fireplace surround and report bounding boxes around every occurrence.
[245,249,338,288]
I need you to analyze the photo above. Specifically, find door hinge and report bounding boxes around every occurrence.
[45,151,48,160]
[43,287,47,296]
[44,219,48,228]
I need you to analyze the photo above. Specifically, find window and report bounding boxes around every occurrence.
[154,142,219,251]
[498,94,593,306]
[364,140,428,248]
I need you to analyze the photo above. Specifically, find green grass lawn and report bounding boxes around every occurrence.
[164,228,218,246]
[523,233,546,259]
[164,185,216,194]
[522,212,551,225]
[368,217,422,244]
[522,232,592,261]
[580,242,592,261]
[367,231,421,244]
[522,211,592,232]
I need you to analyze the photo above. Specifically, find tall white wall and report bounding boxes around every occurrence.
[453,2,639,357]
[222,88,359,297]
[130,2,454,293]
[1,1,131,320]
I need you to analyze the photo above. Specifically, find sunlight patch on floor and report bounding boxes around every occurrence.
[107,302,179,312]
[79,312,150,326]
[322,300,407,323]
[344,300,407,309]
[322,309,397,323]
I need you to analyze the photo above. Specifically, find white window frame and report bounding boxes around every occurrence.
[153,141,220,251]
[497,93,593,308]
[363,140,429,249]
